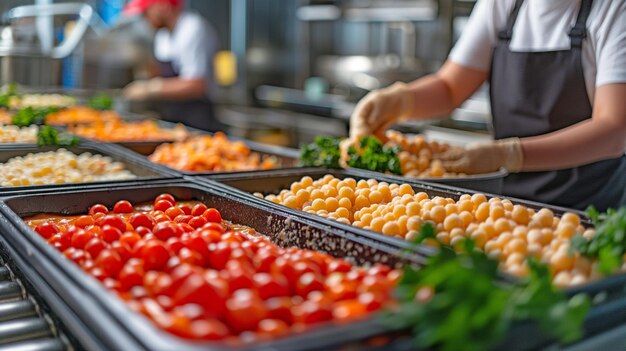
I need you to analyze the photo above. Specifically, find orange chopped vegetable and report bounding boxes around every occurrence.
[70,120,188,142]
[46,106,120,125]
[148,133,278,172]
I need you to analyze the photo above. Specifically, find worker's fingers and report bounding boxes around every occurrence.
[438,148,465,161]
[441,157,471,173]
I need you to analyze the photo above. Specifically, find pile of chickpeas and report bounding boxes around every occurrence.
[385,130,463,178]
[257,174,598,287]
[8,94,77,109]
[0,125,38,143]
[0,149,136,186]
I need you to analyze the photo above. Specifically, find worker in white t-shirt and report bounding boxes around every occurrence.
[350,0,626,211]
[122,0,223,131]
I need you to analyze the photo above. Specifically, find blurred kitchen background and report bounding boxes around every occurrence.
[0,0,490,147]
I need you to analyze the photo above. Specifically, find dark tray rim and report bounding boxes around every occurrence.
[0,180,420,351]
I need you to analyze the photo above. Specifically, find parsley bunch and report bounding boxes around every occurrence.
[384,223,589,351]
[88,93,114,110]
[12,107,60,127]
[571,206,626,274]
[346,136,402,175]
[300,136,342,168]
[0,83,17,109]
[37,126,80,147]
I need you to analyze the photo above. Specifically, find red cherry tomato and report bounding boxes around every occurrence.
[95,249,123,277]
[85,237,107,258]
[257,319,289,338]
[225,289,267,332]
[295,272,324,297]
[202,222,225,233]
[191,204,208,217]
[97,215,126,232]
[179,204,192,215]
[166,237,184,254]
[113,200,134,213]
[111,241,132,262]
[48,233,70,251]
[173,215,193,224]
[165,207,184,220]
[141,240,170,271]
[154,200,174,212]
[88,204,109,215]
[120,232,142,249]
[74,215,95,228]
[101,225,122,243]
[129,213,155,230]
[253,273,290,299]
[327,259,352,273]
[265,297,294,324]
[178,247,205,266]
[188,216,207,229]
[357,292,383,312]
[70,229,95,249]
[155,194,176,205]
[202,208,222,223]
[292,300,332,325]
[172,273,226,316]
[207,242,231,270]
[188,319,230,340]
[119,262,145,291]
[332,299,368,322]
[153,222,177,241]
[35,222,60,239]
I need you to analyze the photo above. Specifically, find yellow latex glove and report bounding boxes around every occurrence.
[349,82,416,140]
[439,138,524,174]
[122,78,163,101]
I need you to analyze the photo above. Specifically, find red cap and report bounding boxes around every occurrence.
[123,0,182,16]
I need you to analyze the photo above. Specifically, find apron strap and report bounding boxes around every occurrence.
[498,0,525,41]
[569,0,593,47]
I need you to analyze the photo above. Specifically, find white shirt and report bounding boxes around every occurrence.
[154,11,218,86]
[449,0,626,104]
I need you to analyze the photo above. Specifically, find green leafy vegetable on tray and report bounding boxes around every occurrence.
[37,126,80,147]
[12,107,60,127]
[300,135,401,174]
[300,136,342,168]
[0,83,18,109]
[88,93,114,110]
[346,136,401,175]
[571,206,626,274]
[383,223,589,351]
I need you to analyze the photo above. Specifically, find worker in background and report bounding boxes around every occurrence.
[350,0,626,211]
[122,0,223,131]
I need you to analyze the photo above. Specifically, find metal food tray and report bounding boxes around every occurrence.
[385,167,508,194]
[191,168,626,298]
[0,181,422,351]
[0,141,180,193]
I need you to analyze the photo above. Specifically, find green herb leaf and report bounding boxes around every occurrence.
[88,93,114,110]
[12,107,60,127]
[300,136,342,168]
[37,126,80,147]
[346,136,402,175]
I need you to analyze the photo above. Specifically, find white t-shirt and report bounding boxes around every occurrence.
[449,0,626,104]
[154,11,218,85]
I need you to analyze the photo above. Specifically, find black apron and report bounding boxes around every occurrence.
[490,0,626,211]
[157,60,224,132]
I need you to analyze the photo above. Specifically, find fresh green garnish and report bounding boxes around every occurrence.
[12,107,60,127]
[300,136,342,168]
[383,223,589,351]
[347,136,401,175]
[37,125,80,147]
[88,93,114,110]
[0,83,18,108]
[571,206,626,274]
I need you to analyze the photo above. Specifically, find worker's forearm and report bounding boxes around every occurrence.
[157,78,206,100]
[405,74,457,119]
[521,119,626,171]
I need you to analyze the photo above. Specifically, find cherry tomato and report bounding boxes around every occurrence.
[48,233,70,251]
[85,238,107,259]
[120,232,142,249]
[265,297,294,324]
[199,229,222,244]
[113,200,133,213]
[69,249,91,266]
[135,226,152,237]
[257,319,288,338]
[253,273,290,299]
[166,237,184,254]
[207,242,231,270]
[226,260,254,292]
[188,216,207,229]
[95,249,123,277]
[35,222,60,239]
[202,222,226,233]
[101,225,122,243]
[295,272,324,297]
[172,273,226,316]
[154,199,174,212]
[111,241,132,262]
[191,204,208,217]
[188,319,230,340]
[165,207,184,220]
[153,222,177,241]
[70,229,95,249]
[357,292,383,312]
[292,300,332,325]
[74,215,95,228]
[202,208,222,223]
[255,248,278,273]
[225,289,267,332]
[97,215,126,232]
[88,204,109,215]
[173,215,193,224]
[332,299,367,322]
[179,204,192,215]
[327,259,352,273]
[129,213,155,230]
[178,247,205,266]
[155,194,176,205]
[119,262,145,290]
[141,240,170,271]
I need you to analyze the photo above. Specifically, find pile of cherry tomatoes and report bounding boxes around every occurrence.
[27,194,399,342]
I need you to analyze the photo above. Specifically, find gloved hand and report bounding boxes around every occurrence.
[439,138,524,174]
[122,78,164,101]
[349,82,416,140]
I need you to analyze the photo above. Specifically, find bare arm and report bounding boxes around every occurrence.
[406,60,488,119]
[521,83,626,170]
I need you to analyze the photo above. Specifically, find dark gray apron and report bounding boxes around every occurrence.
[490,0,626,211]
[157,60,224,132]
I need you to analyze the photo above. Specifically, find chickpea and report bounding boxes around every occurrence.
[382,221,401,236]
[430,206,446,223]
